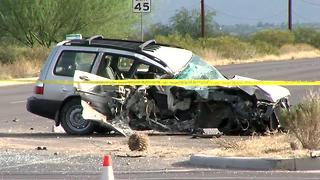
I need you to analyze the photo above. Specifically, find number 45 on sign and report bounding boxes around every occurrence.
[133,0,151,13]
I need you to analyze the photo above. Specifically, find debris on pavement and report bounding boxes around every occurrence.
[128,133,150,151]
[310,150,320,158]
[12,118,19,122]
[51,125,66,133]
[116,153,147,158]
[36,146,47,151]
[192,128,222,139]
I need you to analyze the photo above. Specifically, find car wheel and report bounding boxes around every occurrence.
[218,118,242,135]
[94,123,114,134]
[60,99,95,135]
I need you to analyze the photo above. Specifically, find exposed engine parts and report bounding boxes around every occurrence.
[78,83,290,136]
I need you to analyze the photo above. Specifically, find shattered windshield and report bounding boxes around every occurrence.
[176,55,226,80]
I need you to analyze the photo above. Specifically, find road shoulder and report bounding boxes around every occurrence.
[0,77,37,87]
[189,154,320,171]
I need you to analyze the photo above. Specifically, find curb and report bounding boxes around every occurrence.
[189,154,320,171]
[0,77,37,87]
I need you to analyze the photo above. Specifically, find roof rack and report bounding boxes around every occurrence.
[67,37,160,52]
[63,36,181,67]
[87,35,104,45]
[138,39,156,51]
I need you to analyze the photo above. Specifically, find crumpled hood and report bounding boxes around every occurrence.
[232,75,290,102]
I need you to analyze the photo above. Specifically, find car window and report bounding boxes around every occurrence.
[54,51,97,77]
[136,63,150,72]
[96,55,116,79]
[134,63,166,79]
[118,57,134,72]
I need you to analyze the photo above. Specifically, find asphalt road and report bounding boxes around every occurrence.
[1,58,320,179]
[2,169,320,180]
[0,84,53,133]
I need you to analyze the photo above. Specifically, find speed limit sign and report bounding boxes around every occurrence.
[133,0,151,13]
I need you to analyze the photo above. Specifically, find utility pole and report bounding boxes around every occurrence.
[141,13,144,41]
[288,0,292,31]
[201,0,205,37]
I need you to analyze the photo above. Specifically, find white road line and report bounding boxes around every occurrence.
[116,169,320,174]
[10,100,26,104]
[119,178,320,180]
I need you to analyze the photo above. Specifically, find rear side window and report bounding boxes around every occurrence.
[54,51,97,77]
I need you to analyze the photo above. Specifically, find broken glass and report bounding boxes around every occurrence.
[175,55,226,80]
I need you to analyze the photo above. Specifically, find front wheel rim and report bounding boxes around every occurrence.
[66,106,91,132]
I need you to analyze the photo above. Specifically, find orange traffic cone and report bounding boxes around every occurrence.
[100,155,114,180]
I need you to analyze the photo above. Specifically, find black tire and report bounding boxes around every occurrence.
[218,118,242,135]
[94,123,114,134]
[60,99,95,135]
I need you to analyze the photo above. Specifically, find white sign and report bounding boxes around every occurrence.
[133,0,151,13]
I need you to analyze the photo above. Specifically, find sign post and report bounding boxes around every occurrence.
[132,0,151,41]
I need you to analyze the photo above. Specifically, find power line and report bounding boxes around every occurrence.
[300,0,320,7]
[205,3,286,22]
[292,9,315,22]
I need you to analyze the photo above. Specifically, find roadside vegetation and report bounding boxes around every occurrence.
[0,0,138,79]
[210,134,309,158]
[1,3,320,79]
[281,92,320,150]
[0,46,49,79]
[209,92,320,158]
[155,30,320,65]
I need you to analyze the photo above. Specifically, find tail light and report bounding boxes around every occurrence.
[34,81,44,95]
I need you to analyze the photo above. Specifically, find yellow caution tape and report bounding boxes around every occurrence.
[1,79,320,86]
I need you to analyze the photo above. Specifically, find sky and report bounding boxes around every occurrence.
[150,0,320,25]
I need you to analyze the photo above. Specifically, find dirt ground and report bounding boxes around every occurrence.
[0,134,221,159]
[0,132,309,159]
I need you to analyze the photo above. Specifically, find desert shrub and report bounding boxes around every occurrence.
[200,36,257,59]
[251,29,294,48]
[0,45,49,79]
[196,48,221,61]
[155,33,201,51]
[0,46,19,64]
[20,46,50,63]
[155,32,318,61]
[251,40,279,55]
[156,34,257,60]
[0,45,49,64]
[0,60,42,78]
[279,43,317,54]
[294,27,320,49]
[281,92,320,150]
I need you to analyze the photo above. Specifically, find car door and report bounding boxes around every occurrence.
[44,47,100,101]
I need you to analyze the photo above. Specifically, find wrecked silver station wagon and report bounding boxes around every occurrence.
[71,39,290,136]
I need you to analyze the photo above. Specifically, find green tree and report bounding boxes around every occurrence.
[0,0,138,47]
[148,23,173,37]
[170,8,217,38]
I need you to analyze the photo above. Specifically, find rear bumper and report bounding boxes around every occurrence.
[26,96,61,120]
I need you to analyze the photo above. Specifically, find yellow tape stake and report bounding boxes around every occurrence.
[1,79,320,86]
